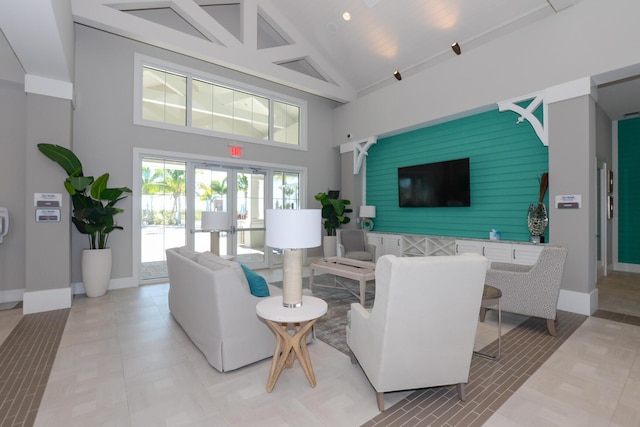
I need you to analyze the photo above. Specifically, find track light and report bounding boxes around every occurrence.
[451,42,461,55]
[393,70,402,81]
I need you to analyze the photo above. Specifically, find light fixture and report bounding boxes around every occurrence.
[201,211,230,255]
[393,70,402,81]
[342,12,351,21]
[359,205,376,231]
[266,209,321,307]
[451,42,461,55]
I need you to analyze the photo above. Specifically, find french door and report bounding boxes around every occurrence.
[139,152,302,283]
[193,165,268,269]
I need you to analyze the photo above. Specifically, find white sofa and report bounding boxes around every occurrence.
[166,246,282,372]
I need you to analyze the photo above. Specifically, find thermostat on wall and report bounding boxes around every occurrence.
[556,194,581,209]
[35,209,61,222]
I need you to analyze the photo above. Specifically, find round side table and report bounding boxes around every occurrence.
[256,295,327,392]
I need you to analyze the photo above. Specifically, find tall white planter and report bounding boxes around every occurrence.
[82,248,112,297]
[323,235,338,258]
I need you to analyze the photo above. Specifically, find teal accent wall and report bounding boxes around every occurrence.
[618,117,640,264]
[366,108,549,242]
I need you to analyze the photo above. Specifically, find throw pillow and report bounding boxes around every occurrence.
[240,264,270,297]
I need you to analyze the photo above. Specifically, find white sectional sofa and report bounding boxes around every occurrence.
[166,246,282,372]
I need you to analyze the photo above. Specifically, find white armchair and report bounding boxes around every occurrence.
[346,254,490,411]
[336,229,376,261]
[483,244,568,336]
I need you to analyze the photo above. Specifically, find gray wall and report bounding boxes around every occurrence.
[548,95,595,298]
[72,25,340,281]
[0,80,26,294]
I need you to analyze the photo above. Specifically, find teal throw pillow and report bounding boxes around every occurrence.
[240,264,270,297]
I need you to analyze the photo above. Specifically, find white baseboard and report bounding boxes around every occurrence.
[557,288,598,316]
[0,288,24,304]
[72,276,138,295]
[613,262,640,274]
[23,287,73,314]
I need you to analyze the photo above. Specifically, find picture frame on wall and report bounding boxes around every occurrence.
[608,170,614,194]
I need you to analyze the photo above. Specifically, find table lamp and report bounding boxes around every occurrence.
[266,209,321,307]
[359,205,376,231]
[201,211,230,255]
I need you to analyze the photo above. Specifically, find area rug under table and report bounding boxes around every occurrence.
[269,273,374,355]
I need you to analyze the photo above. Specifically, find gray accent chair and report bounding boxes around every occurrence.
[336,229,376,261]
[483,244,568,336]
[347,254,490,411]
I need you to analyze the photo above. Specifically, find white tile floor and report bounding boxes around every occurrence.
[2,269,639,426]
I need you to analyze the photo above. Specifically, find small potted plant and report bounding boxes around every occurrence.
[38,143,132,297]
[314,191,352,256]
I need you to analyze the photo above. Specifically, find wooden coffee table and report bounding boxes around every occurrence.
[309,257,376,305]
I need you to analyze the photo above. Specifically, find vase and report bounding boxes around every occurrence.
[323,235,337,258]
[527,203,548,239]
[82,248,112,297]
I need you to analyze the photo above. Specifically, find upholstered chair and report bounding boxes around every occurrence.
[483,244,568,336]
[347,254,490,411]
[336,229,376,261]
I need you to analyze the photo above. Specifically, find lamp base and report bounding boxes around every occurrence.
[360,218,374,231]
[282,249,303,307]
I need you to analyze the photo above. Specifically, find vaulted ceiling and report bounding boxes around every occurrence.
[70,0,576,103]
[2,0,640,119]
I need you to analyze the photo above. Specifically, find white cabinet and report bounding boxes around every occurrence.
[483,242,512,263]
[455,240,543,265]
[512,243,543,265]
[367,233,402,260]
[370,234,543,265]
[455,240,483,256]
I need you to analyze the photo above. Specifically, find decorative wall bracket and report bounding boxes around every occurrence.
[498,93,548,146]
[352,137,377,175]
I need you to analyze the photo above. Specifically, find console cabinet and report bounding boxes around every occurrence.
[368,232,543,265]
[455,239,543,265]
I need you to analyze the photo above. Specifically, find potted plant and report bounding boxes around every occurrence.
[38,143,132,297]
[314,191,352,257]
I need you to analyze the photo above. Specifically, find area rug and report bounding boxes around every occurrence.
[269,274,374,355]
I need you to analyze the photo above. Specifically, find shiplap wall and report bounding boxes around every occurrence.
[366,108,549,242]
[618,117,640,263]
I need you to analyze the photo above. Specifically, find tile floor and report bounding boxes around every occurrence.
[1,270,639,426]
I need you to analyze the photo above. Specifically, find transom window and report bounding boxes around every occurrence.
[137,56,305,148]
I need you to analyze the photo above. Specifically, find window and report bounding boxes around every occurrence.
[136,56,305,149]
[142,67,187,126]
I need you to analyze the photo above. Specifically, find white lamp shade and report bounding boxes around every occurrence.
[201,211,230,231]
[359,205,376,218]
[266,209,321,249]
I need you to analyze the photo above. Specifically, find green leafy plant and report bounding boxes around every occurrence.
[37,143,132,249]
[314,192,352,236]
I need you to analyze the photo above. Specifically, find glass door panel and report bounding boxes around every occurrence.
[140,158,186,282]
[234,171,267,268]
[194,166,230,254]
[270,171,300,266]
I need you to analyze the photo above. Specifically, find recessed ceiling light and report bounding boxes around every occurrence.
[342,12,351,21]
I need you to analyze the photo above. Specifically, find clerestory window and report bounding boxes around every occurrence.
[136,55,305,149]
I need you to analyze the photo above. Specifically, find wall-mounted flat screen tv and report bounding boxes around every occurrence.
[398,158,471,207]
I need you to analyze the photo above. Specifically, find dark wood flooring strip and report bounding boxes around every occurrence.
[592,309,640,326]
[0,309,69,427]
[361,310,588,427]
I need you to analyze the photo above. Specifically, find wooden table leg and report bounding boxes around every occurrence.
[264,319,318,392]
[358,277,366,305]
